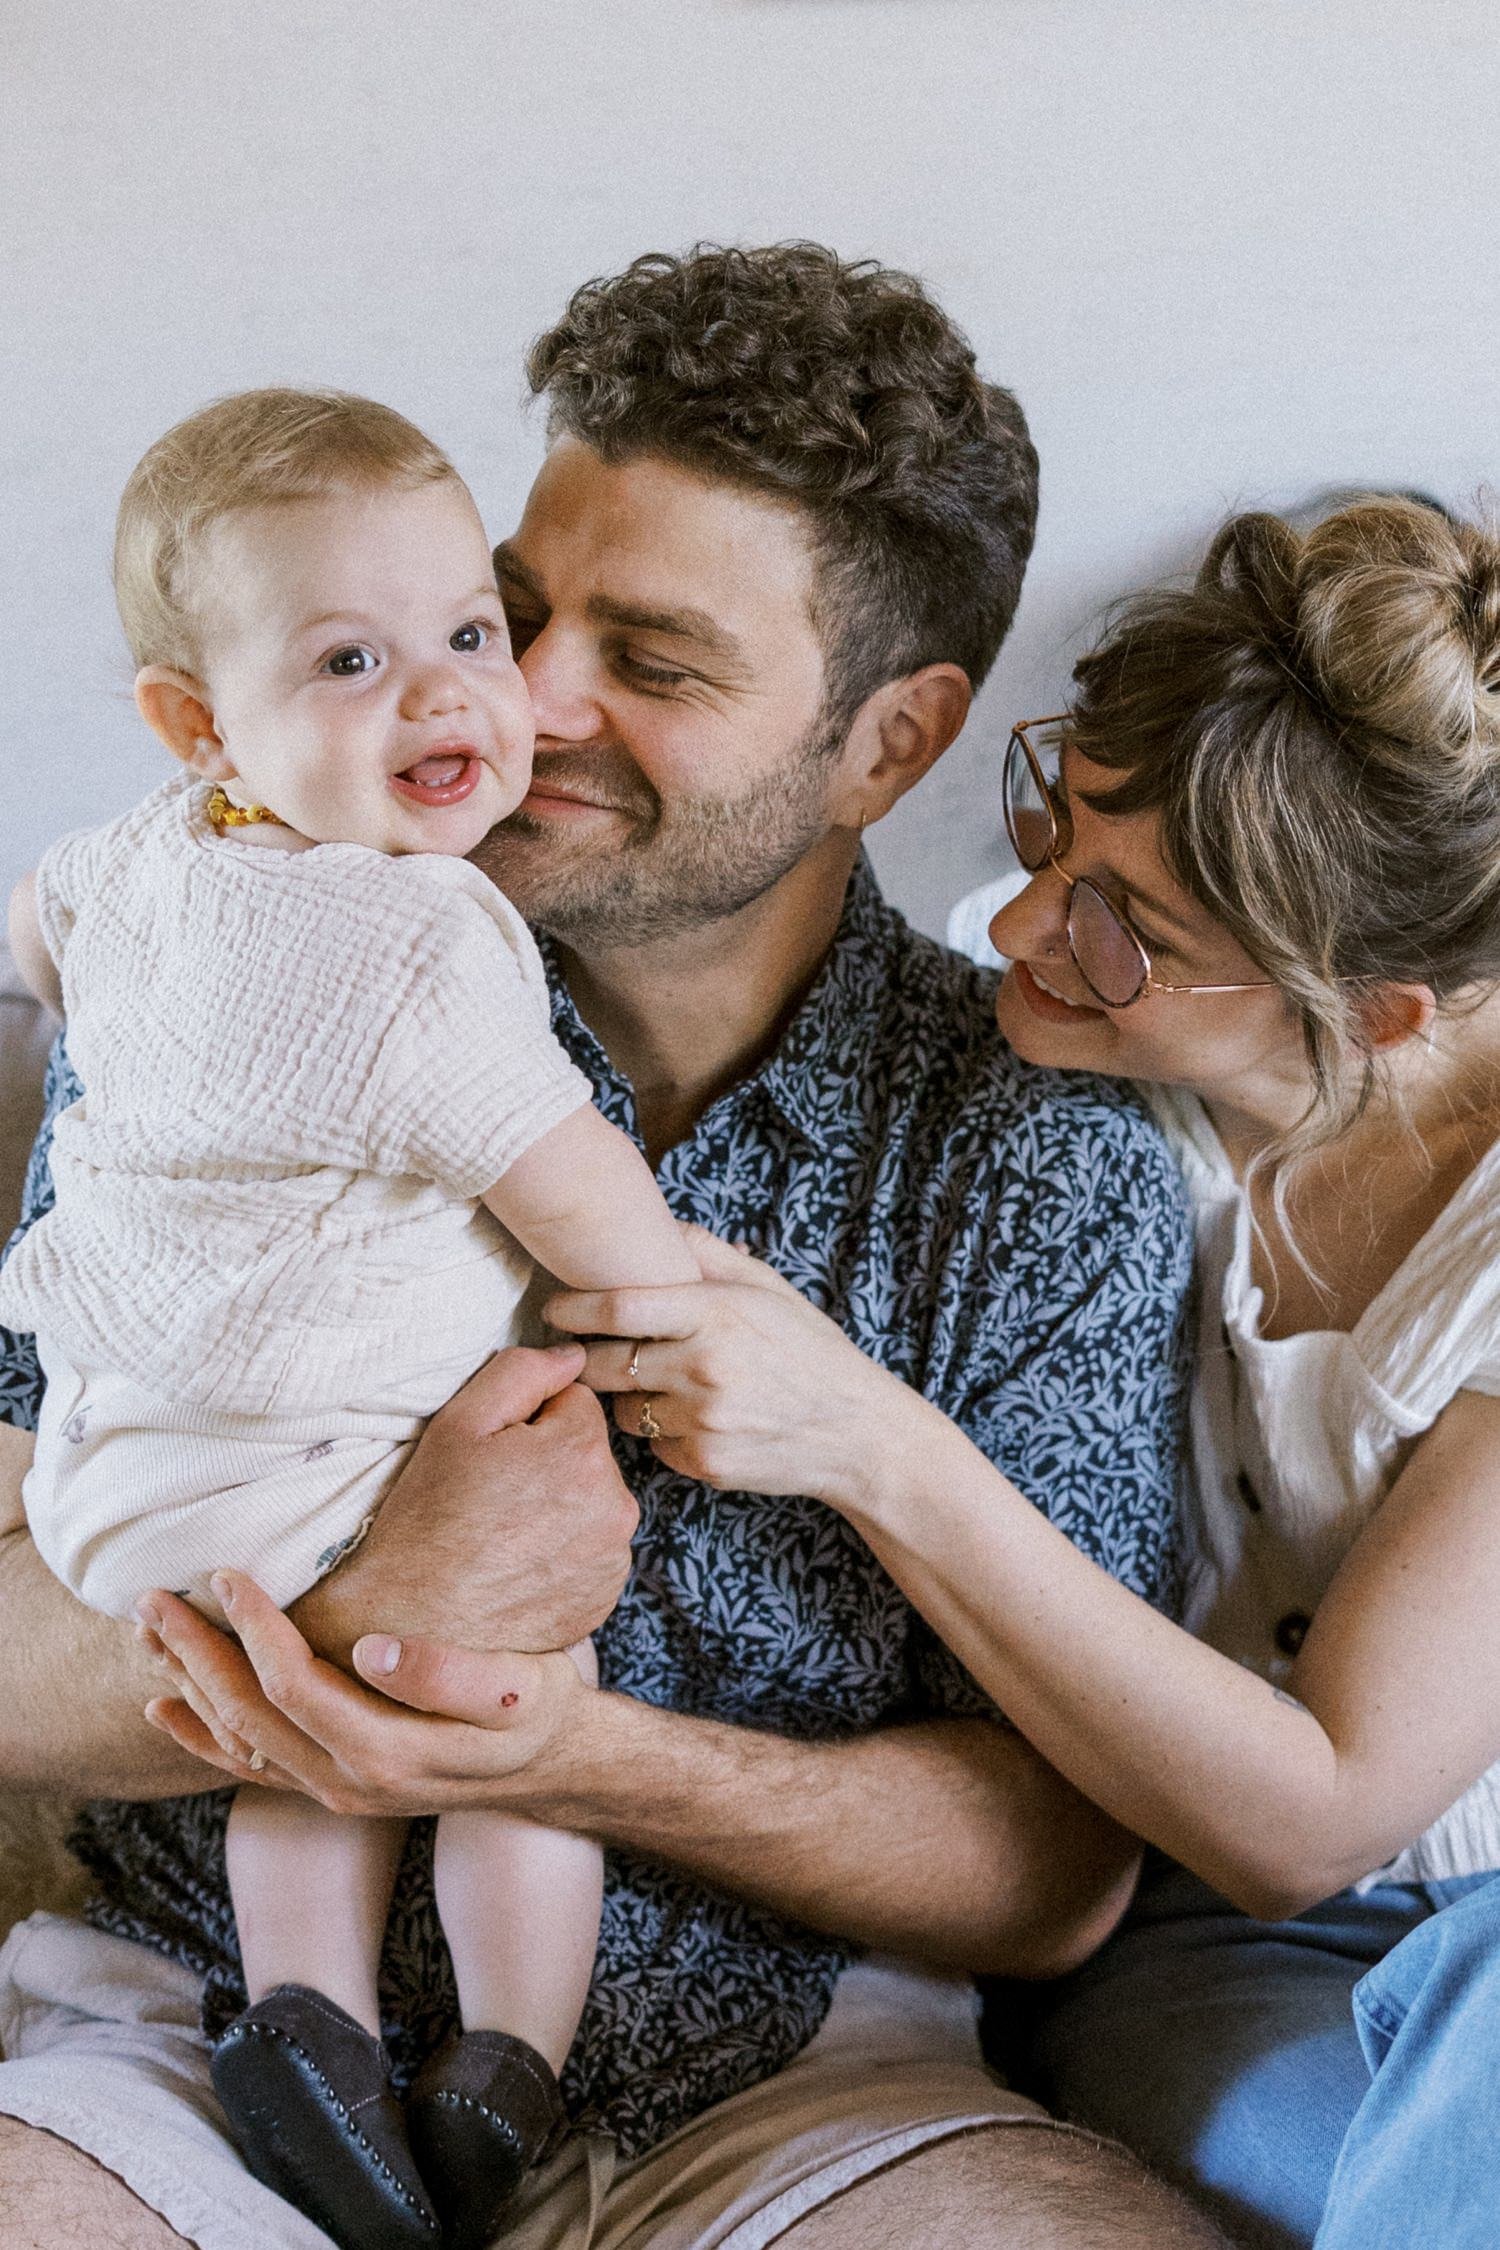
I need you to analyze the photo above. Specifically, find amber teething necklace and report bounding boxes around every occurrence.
[205,787,283,836]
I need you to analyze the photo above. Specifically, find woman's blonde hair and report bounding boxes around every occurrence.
[1071,494,1500,1185]
[114,387,458,672]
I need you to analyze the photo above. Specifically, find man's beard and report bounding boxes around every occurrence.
[472,708,845,948]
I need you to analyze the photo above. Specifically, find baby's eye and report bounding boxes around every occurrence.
[450,621,493,654]
[324,645,378,678]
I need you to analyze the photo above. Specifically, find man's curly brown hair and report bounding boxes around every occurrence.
[526,243,1039,727]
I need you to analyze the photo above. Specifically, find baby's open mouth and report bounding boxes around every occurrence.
[390,752,483,807]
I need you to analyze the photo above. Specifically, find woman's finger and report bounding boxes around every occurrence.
[679,1227,801,1295]
[576,1336,694,1394]
[613,1392,682,1445]
[543,1284,707,1343]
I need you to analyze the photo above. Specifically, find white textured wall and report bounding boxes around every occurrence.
[4,0,1496,938]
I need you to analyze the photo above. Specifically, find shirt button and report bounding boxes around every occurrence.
[1274,1610,1311,1657]
[1236,1471,1262,1515]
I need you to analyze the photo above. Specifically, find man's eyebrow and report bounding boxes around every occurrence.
[587,595,745,668]
[493,544,544,600]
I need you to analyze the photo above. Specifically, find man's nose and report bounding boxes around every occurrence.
[398,659,468,723]
[518,627,603,743]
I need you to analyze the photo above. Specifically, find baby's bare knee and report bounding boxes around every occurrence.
[0,2116,190,2247]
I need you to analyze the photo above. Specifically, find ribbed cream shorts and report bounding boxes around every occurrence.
[0,1912,1064,2250]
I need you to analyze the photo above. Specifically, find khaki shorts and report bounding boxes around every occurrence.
[0,1912,1063,2249]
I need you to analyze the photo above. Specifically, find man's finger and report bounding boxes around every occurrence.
[351,1635,555,1725]
[151,1577,399,1774]
[144,1695,295,1790]
[435,1340,587,1438]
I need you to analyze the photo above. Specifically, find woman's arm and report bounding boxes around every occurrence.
[551,1236,1500,1919]
[842,1384,1500,1919]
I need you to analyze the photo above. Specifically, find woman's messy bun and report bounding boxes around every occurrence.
[1292,498,1500,786]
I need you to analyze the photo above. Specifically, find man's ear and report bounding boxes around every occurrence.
[837,663,971,828]
[134,667,235,780]
[1356,982,1438,1052]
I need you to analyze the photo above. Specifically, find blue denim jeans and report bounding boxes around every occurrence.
[1314,1868,1500,2250]
[1004,1856,1492,2250]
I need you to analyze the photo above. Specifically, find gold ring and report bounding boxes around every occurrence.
[246,1748,268,1773]
[638,1401,662,1444]
[627,1341,643,1385]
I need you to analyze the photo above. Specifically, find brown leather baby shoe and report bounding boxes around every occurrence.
[407,2029,565,2250]
[211,1983,440,2250]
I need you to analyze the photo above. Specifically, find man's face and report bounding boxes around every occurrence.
[477,438,840,945]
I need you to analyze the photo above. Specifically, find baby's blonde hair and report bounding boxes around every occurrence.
[114,387,459,672]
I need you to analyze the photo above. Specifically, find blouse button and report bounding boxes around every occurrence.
[1274,1610,1311,1658]
[1236,1471,1262,1515]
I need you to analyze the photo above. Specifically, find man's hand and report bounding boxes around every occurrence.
[290,1342,639,1665]
[140,1571,591,1816]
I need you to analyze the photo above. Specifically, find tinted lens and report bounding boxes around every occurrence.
[1004,735,1055,871]
[1070,879,1148,1006]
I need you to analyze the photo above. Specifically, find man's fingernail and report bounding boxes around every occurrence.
[210,1572,235,1609]
[357,1635,402,1675]
[134,1597,162,1633]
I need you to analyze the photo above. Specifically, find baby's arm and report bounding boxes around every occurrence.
[483,1105,700,1290]
[7,874,62,1016]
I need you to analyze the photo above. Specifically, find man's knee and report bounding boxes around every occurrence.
[778,2121,1232,2248]
[0,2115,190,2247]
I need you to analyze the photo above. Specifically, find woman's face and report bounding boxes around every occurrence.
[990,746,1308,1106]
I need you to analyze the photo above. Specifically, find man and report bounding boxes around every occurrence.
[0,244,1222,2247]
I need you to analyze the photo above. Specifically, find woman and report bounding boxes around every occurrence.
[146,495,1500,2247]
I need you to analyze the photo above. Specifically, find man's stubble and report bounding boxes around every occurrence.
[472,708,846,950]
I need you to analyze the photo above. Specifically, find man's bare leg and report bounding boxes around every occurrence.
[779,2123,1232,2249]
[0,2118,190,2247]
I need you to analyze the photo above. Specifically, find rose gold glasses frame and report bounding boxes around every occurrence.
[1004,716,1278,1009]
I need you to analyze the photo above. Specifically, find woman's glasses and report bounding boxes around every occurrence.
[1003,716,1276,1010]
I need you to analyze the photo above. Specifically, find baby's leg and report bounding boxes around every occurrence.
[432,1642,603,2073]
[225,1789,405,2037]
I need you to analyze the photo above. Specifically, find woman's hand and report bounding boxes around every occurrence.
[545,1226,921,1507]
[136,1571,591,1818]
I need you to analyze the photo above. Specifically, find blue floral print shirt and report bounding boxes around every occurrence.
[0,858,1192,2157]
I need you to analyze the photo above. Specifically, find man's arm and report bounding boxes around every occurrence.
[0,1422,209,1795]
[146,1575,1141,1977]
[497,1691,1141,1977]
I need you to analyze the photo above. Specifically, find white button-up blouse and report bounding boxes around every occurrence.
[1151,1084,1500,1886]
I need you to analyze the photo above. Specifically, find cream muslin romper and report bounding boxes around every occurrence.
[0,775,592,1619]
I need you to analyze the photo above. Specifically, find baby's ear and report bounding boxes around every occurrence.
[135,667,234,779]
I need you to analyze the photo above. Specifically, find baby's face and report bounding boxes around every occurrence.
[195,478,533,855]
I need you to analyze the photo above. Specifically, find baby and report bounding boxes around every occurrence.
[0,388,703,2250]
